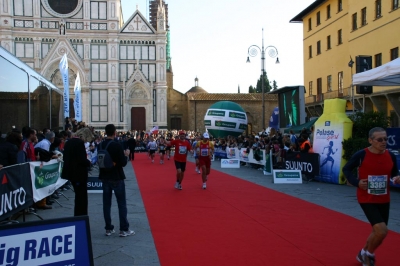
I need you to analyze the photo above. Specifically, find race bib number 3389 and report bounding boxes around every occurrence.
[367,175,387,195]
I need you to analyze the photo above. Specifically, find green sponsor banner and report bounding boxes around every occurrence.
[204,120,211,126]
[239,123,247,130]
[215,121,236,128]
[34,163,60,189]
[229,112,246,119]
[275,171,301,179]
[208,110,225,117]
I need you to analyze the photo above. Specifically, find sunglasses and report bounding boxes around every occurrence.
[373,137,388,142]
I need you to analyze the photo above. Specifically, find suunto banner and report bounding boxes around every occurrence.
[285,152,320,176]
[0,164,33,220]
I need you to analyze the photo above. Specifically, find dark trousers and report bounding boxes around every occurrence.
[129,148,135,160]
[71,180,88,216]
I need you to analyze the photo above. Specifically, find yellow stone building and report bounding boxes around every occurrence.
[291,0,400,126]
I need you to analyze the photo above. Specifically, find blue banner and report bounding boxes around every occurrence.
[59,54,69,119]
[73,72,81,121]
[386,128,400,150]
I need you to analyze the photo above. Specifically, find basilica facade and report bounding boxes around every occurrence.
[0,0,169,131]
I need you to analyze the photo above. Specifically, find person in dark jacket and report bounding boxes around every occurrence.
[0,131,19,167]
[126,134,136,161]
[100,124,134,237]
[62,127,92,216]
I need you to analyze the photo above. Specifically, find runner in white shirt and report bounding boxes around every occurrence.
[147,137,158,163]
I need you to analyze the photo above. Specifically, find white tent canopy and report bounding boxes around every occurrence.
[353,57,400,86]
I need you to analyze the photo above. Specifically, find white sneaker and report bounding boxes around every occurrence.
[197,169,201,174]
[119,230,135,237]
[178,184,182,190]
[174,182,179,189]
[195,167,198,172]
[105,229,115,236]
[202,183,206,189]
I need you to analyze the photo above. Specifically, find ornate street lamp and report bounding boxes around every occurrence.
[247,28,279,130]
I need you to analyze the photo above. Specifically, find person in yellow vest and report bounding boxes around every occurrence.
[196,132,215,189]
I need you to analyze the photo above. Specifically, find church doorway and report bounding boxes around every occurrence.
[170,117,181,130]
[131,107,146,131]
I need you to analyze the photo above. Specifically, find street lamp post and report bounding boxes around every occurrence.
[247,28,279,130]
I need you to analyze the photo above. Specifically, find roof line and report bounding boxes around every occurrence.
[290,0,327,23]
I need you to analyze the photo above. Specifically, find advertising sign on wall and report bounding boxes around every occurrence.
[273,170,302,184]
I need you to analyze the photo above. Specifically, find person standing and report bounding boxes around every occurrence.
[196,132,214,189]
[166,131,192,190]
[342,127,400,266]
[127,134,136,161]
[99,124,134,237]
[62,127,92,216]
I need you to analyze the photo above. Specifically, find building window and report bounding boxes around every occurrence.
[91,44,107,59]
[391,47,399,60]
[308,18,312,31]
[338,0,343,12]
[14,0,33,16]
[316,11,321,25]
[41,21,59,29]
[338,72,343,93]
[41,39,55,59]
[374,53,382,67]
[91,63,108,81]
[309,45,312,58]
[317,78,323,101]
[338,29,343,45]
[317,41,321,55]
[375,0,382,18]
[15,41,34,58]
[393,0,399,10]
[352,13,358,30]
[327,5,331,19]
[309,81,313,96]
[91,1,107,19]
[361,8,367,26]
[120,89,124,122]
[91,89,108,122]
[71,40,84,59]
[327,75,332,92]
[327,35,331,50]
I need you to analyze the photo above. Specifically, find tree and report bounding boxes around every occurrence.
[248,85,256,93]
[255,71,272,93]
[272,80,278,91]
[342,111,391,161]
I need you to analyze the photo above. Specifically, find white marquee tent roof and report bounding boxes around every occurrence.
[353,57,400,86]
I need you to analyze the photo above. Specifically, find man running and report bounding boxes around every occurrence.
[147,137,158,163]
[166,131,192,190]
[165,133,172,160]
[158,136,167,164]
[343,127,400,266]
[192,135,201,174]
[196,132,214,189]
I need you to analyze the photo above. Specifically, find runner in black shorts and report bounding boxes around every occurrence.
[158,136,167,164]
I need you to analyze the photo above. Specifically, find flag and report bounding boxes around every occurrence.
[73,72,82,121]
[150,126,159,135]
[59,54,69,119]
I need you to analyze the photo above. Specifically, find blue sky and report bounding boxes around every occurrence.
[121,0,315,94]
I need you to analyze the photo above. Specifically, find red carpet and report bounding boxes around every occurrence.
[132,153,399,265]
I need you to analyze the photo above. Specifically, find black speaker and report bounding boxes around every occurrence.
[355,56,373,94]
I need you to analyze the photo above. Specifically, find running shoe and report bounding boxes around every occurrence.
[119,230,135,237]
[105,229,115,236]
[356,250,364,263]
[178,184,182,190]
[174,182,179,189]
[202,183,206,189]
[195,167,198,172]
[363,254,375,266]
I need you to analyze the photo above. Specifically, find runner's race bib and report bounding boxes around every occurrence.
[179,146,187,154]
[201,148,209,156]
[368,175,387,195]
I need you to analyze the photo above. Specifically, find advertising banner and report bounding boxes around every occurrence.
[73,72,81,121]
[386,128,400,150]
[59,53,69,119]
[221,159,240,168]
[0,164,33,220]
[88,165,102,193]
[285,152,320,176]
[238,148,265,165]
[263,150,273,176]
[0,216,94,266]
[273,170,302,184]
[29,160,67,202]
[226,147,238,159]
[312,99,353,184]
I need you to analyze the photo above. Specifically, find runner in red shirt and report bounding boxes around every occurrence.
[343,127,400,265]
[196,132,214,189]
[166,131,192,190]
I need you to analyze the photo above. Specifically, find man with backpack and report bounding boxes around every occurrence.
[99,124,134,237]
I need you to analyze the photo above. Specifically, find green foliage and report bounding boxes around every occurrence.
[255,71,272,93]
[342,111,391,160]
[272,80,278,91]
[248,85,255,93]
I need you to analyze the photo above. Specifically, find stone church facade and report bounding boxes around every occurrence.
[0,0,169,131]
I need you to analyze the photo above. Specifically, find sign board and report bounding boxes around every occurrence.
[0,216,94,266]
[273,170,302,184]
[221,159,240,168]
[88,165,102,193]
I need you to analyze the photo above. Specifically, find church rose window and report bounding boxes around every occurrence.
[41,0,82,18]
